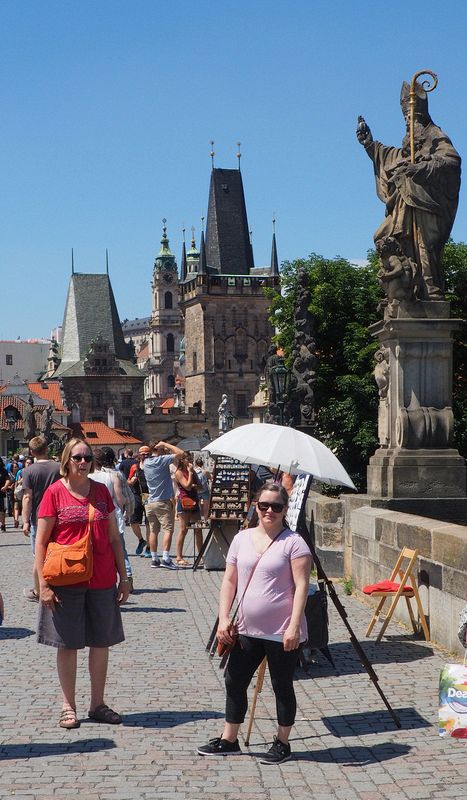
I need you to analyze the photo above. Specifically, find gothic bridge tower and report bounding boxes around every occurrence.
[180,164,280,421]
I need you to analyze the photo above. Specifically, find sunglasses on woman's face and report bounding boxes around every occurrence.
[70,454,93,463]
[257,501,285,513]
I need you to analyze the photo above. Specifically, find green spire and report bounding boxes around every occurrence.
[154,218,177,273]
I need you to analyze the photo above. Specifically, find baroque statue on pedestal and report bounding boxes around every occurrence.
[357,72,461,308]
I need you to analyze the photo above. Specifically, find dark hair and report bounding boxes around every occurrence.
[195,457,203,467]
[94,447,115,467]
[256,481,289,507]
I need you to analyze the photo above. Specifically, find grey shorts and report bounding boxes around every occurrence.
[36,585,125,650]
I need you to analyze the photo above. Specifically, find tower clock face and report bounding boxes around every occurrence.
[163,272,173,284]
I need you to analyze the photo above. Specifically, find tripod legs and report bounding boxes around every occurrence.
[244,657,267,746]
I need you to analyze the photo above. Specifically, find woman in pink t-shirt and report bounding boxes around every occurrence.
[198,482,312,765]
[35,438,130,730]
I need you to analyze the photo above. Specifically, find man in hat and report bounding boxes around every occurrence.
[356,79,461,300]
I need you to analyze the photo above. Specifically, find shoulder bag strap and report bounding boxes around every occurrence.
[87,481,96,529]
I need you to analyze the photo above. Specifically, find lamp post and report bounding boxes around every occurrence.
[225,411,235,431]
[5,409,17,455]
[269,357,291,426]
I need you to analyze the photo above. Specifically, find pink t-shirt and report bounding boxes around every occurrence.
[226,527,311,642]
[38,480,116,590]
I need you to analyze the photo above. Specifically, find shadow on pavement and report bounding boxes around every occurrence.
[297,638,433,678]
[292,741,411,764]
[122,710,224,728]
[0,737,116,760]
[322,707,430,736]
[0,626,35,640]
[131,587,182,594]
[120,606,186,613]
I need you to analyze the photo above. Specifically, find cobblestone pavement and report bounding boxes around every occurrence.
[1,520,466,800]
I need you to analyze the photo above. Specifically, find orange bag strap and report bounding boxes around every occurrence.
[87,482,96,528]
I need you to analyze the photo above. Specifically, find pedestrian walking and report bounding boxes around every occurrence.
[127,446,151,556]
[175,452,202,566]
[90,447,134,592]
[198,482,312,764]
[194,457,212,521]
[22,437,61,602]
[142,440,184,569]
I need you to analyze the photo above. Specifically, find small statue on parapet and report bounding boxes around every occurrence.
[218,394,230,433]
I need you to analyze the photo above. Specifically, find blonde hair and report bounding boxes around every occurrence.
[60,438,94,477]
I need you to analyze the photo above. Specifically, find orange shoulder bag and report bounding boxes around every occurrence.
[42,484,96,586]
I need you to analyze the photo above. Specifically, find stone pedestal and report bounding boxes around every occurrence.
[368,302,466,500]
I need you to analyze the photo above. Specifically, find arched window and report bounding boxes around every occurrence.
[164,291,173,309]
[166,333,174,353]
[193,351,197,372]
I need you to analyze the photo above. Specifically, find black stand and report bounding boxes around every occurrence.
[193,519,238,571]
[296,492,401,728]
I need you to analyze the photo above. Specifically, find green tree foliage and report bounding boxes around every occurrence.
[267,254,382,490]
[443,241,467,458]
[267,243,467,491]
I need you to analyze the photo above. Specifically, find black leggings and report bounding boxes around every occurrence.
[225,635,300,727]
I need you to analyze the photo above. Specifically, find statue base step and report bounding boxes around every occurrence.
[367,447,466,498]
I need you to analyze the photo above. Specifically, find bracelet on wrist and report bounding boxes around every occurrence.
[120,578,130,583]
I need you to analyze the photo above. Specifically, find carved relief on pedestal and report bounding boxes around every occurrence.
[374,347,390,446]
[396,392,454,448]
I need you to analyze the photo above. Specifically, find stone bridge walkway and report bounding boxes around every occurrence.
[1,522,466,799]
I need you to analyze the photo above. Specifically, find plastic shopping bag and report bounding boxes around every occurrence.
[439,659,467,738]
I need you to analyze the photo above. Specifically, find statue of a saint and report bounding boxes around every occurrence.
[23,394,36,442]
[218,394,229,432]
[40,405,54,444]
[357,76,461,301]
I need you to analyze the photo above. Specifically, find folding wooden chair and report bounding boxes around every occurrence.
[365,547,430,642]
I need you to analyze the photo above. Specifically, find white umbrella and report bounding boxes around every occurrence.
[202,423,356,489]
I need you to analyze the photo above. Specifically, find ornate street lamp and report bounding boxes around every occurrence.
[225,411,235,431]
[4,408,17,454]
[269,358,291,426]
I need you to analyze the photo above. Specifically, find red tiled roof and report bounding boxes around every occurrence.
[71,422,142,447]
[28,382,67,412]
[159,398,175,409]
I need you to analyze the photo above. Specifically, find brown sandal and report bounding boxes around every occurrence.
[59,708,80,729]
[88,703,122,724]
[176,558,190,567]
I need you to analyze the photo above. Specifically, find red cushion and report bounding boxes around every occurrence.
[362,580,413,594]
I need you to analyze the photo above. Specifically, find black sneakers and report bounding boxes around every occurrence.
[259,737,291,765]
[135,539,146,556]
[197,737,241,756]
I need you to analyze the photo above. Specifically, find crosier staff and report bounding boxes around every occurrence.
[409,70,438,271]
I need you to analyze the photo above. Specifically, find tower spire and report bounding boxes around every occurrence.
[198,229,207,275]
[180,228,187,282]
[237,141,241,171]
[71,248,75,275]
[106,248,109,275]
[210,140,215,169]
[270,215,279,276]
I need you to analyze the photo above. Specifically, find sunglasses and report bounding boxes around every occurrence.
[257,501,285,513]
[70,454,93,463]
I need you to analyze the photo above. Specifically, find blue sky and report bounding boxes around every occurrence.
[1,0,467,339]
